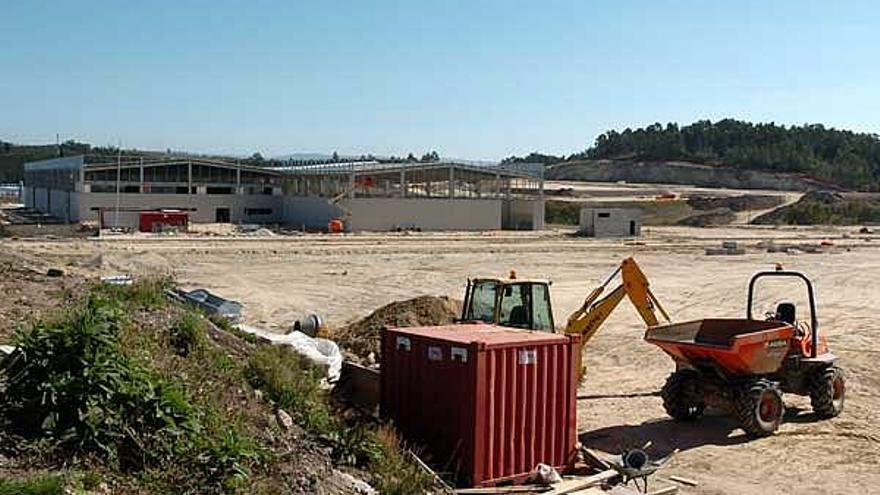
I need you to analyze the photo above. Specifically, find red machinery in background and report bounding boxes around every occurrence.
[138,210,188,233]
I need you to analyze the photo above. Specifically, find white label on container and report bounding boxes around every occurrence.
[427,346,443,361]
[396,336,411,351]
[451,347,468,363]
[519,349,538,365]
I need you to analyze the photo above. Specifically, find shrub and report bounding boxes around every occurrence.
[0,294,197,469]
[170,313,206,357]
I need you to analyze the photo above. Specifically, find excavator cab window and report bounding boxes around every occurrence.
[464,280,555,332]
[499,284,531,328]
[466,280,497,323]
[531,284,554,331]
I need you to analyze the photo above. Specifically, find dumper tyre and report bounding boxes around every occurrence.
[734,379,783,437]
[661,370,705,421]
[809,366,845,419]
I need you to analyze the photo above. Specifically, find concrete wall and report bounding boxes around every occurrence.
[33,187,49,213]
[23,187,34,209]
[282,196,344,230]
[579,208,641,237]
[49,189,74,222]
[77,193,284,224]
[343,198,501,231]
[502,199,545,230]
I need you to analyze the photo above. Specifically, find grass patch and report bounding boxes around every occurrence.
[0,474,63,495]
[93,278,171,311]
[169,312,207,357]
[244,345,332,433]
[369,426,435,495]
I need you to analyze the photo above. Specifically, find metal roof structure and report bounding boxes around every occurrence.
[270,160,543,179]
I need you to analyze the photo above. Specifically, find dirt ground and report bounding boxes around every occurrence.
[3,225,879,494]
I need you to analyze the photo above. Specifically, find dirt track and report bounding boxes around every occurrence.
[4,225,879,494]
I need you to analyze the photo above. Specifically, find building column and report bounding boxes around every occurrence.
[448,166,454,199]
[400,169,406,198]
[187,161,193,195]
[139,157,145,193]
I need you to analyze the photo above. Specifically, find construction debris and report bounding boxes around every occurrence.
[100,274,133,286]
[275,408,294,430]
[237,323,343,383]
[174,288,244,322]
[534,463,564,484]
[705,241,745,256]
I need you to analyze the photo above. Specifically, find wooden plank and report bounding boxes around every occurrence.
[456,487,551,494]
[544,470,619,495]
[668,475,698,487]
[580,447,611,470]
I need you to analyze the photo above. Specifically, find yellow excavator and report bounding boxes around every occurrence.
[341,257,668,410]
[460,257,670,344]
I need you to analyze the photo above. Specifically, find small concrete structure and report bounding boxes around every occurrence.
[578,208,641,237]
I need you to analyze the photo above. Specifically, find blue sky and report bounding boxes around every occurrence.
[2,0,878,160]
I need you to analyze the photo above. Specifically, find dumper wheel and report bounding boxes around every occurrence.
[809,366,845,419]
[661,370,705,421]
[734,379,783,437]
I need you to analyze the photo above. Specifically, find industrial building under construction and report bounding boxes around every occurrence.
[22,156,545,231]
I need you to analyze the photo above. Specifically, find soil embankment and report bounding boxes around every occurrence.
[753,191,880,225]
[548,159,842,192]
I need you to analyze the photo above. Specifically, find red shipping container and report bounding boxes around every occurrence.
[139,211,188,233]
[380,323,579,487]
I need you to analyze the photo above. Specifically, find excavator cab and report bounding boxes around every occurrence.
[461,277,555,332]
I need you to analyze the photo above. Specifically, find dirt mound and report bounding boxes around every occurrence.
[752,190,880,225]
[686,194,783,212]
[677,208,736,227]
[334,296,462,362]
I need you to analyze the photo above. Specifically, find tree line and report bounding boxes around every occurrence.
[579,119,880,190]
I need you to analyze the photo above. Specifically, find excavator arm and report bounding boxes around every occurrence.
[565,257,670,345]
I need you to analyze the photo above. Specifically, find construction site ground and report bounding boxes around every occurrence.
[3,225,878,494]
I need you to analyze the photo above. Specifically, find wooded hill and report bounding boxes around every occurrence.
[582,120,880,190]
[506,119,880,191]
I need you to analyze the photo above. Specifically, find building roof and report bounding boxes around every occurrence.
[23,156,84,171]
[271,161,542,179]
[82,157,283,175]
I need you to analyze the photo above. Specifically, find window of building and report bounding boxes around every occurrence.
[90,184,116,193]
[598,212,611,218]
[206,186,234,195]
[244,208,273,216]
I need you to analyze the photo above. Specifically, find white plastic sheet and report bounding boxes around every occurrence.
[236,324,342,384]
